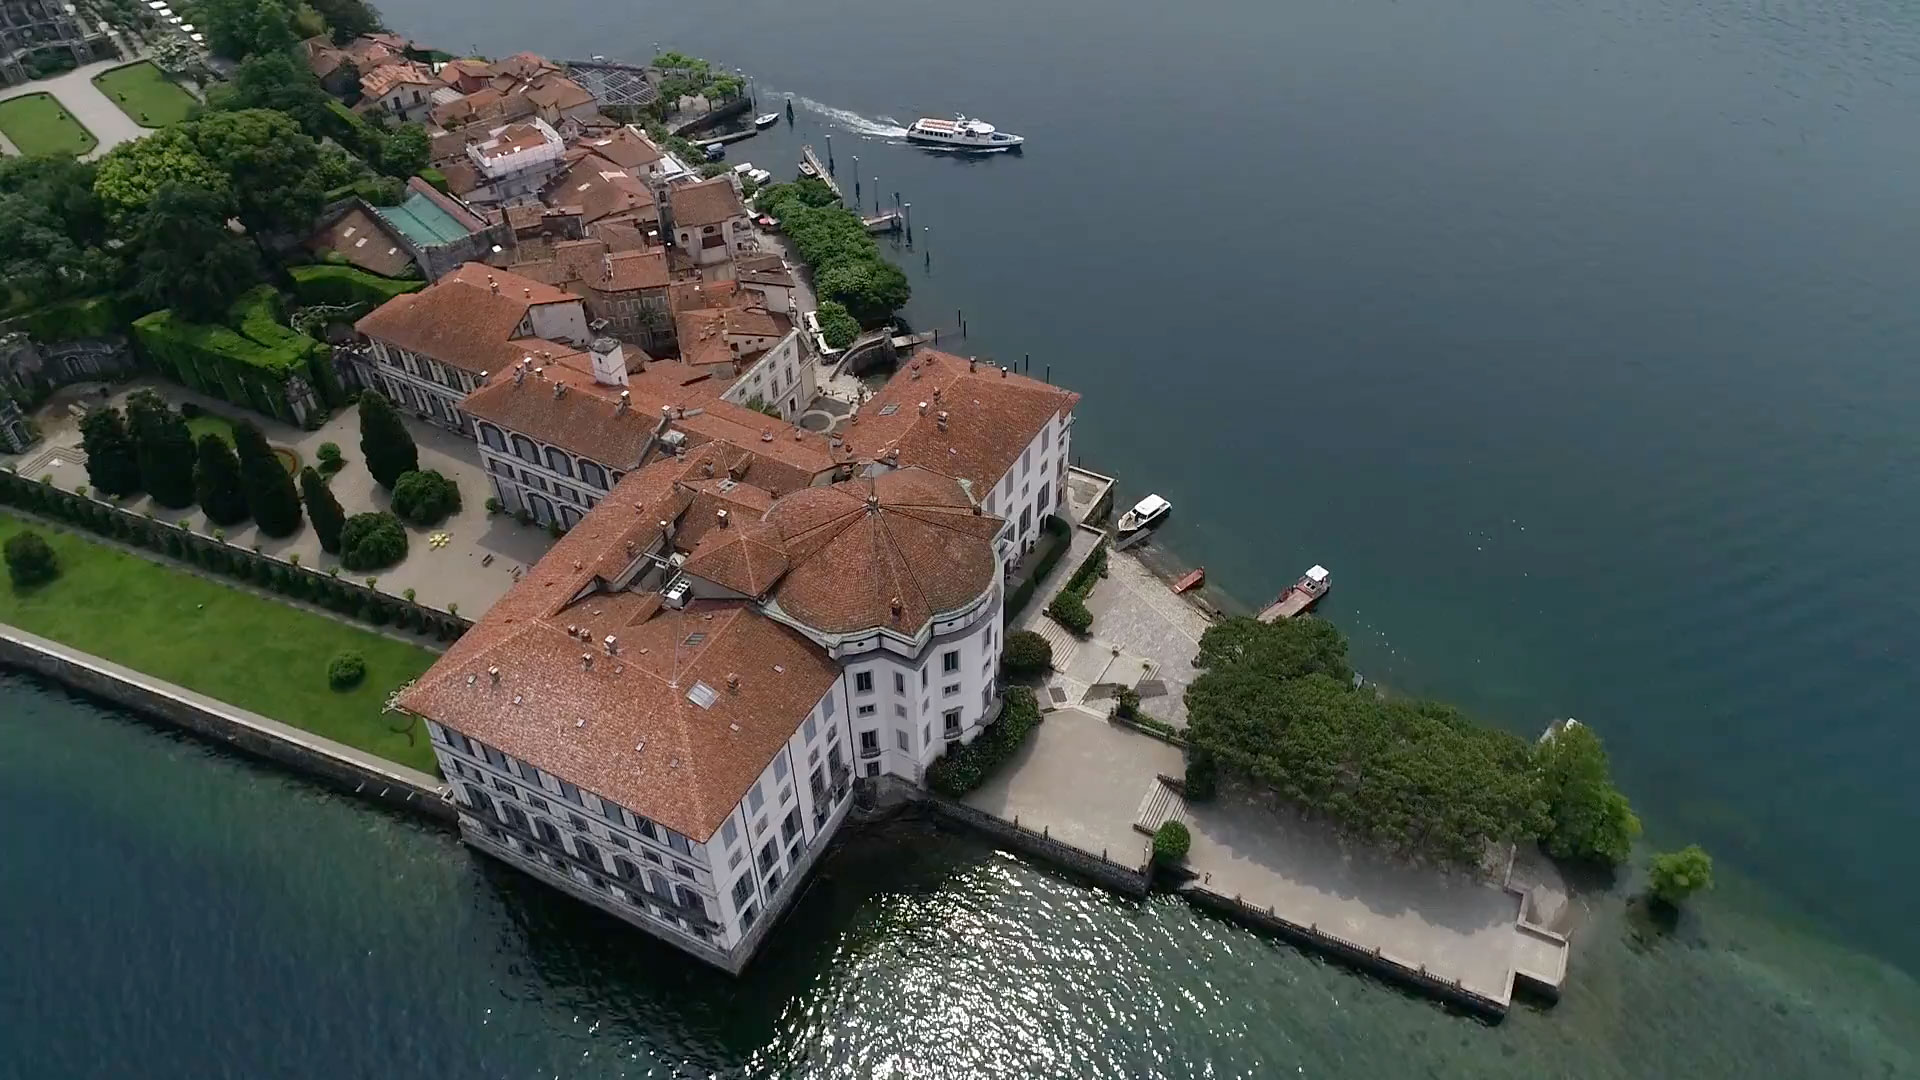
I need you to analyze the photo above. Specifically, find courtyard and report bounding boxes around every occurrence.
[14,378,556,618]
[0,91,95,156]
[90,60,195,127]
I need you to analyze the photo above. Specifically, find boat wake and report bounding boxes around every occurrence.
[788,95,909,139]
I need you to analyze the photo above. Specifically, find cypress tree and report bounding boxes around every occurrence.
[79,407,143,497]
[357,390,417,489]
[193,434,250,526]
[124,390,196,508]
[300,465,346,554]
[232,420,303,537]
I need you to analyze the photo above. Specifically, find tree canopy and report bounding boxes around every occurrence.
[93,127,232,225]
[1647,845,1713,907]
[129,184,259,321]
[357,390,417,488]
[307,0,384,42]
[124,390,196,509]
[300,465,346,553]
[194,432,250,526]
[207,51,337,135]
[1183,616,1643,869]
[198,0,299,60]
[79,407,142,497]
[757,182,912,325]
[188,109,326,240]
[379,124,430,178]
[233,419,302,536]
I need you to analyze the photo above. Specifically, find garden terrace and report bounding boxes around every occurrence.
[90,60,195,128]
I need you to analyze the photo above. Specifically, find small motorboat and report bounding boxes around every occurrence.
[703,142,726,161]
[1116,493,1171,538]
[798,160,818,178]
[1258,565,1331,623]
[755,112,779,128]
[747,168,772,185]
[1171,568,1206,594]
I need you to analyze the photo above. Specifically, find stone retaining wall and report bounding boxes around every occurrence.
[916,789,1151,898]
[0,623,455,826]
[1182,885,1510,1021]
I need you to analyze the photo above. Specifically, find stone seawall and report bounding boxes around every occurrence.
[1181,885,1510,1022]
[0,623,455,825]
[916,788,1151,898]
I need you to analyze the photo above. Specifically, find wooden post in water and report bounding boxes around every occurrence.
[852,156,860,200]
[824,133,833,172]
[904,203,913,244]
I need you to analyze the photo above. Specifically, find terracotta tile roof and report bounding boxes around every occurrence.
[669,279,741,312]
[431,87,534,129]
[463,372,662,466]
[439,57,494,84]
[440,161,481,196]
[763,468,1002,636]
[523,74,595,113]
[301,36,348,78]
[734,252,785,274]
[310,206,414,278]
[361,61,434,99]
[593,220,649,252]
[472,121,555,161]
[493,51,559,81]
[673,308,734,372]
[682,518,788,596]
[847,349,1081,495]
[397,481,840,840]
[668,177,745,228]
[549,155,656,225]
[577,126,663,171]
[355,263,581,373]
[509,238,668,299]
[726,307,791,339]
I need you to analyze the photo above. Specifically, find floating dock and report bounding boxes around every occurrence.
[1258,565,1330,622]
[863,211,903,233]
[799,145,843,201]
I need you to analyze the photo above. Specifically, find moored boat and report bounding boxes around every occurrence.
[906,115,1024,150]
[798,160,818,178]
[1172,568,1206,594]
[1116,494,1171,538]
[755,112,779,128]
[1258,565,1331,622]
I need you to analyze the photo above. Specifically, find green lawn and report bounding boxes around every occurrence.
[0,513,442,773]
[91,61,198,128]
[185,413,236,445]
[0,94,97,157]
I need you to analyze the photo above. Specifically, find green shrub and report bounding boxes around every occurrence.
[316,442,345,472]
[1046,589,1092,635]
[5,530,59,589]
[1153,820,1191,864]
[1113,685,1141,718]
[926,687,1042,797]
[1003,629,1053,677]
[1647,845,1714,907]
[339,511,407,571]
[484,496,502,514]
[1183,747,1219,801]
[390,469,460,526]
[287,264,423,308]
[326,650,367,690]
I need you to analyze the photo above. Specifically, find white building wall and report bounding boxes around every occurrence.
[719,330,812,421]
[362,339,482,434]
[835,584,1002,783]
[980,408,1072,565]
[527,299,590,345]
[473,417,622,528]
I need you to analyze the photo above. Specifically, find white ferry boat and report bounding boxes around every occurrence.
[906,115,1024,150]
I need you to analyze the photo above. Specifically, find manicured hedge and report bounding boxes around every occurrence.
[926,686,1043,797]
[4,295,131,341]
[287,264,424,309]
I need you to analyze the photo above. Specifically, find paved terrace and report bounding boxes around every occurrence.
[15,379,555,616]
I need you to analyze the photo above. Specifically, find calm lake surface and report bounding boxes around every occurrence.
[8,0,1920,1071]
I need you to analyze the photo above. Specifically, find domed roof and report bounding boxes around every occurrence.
[764,467,1003,636]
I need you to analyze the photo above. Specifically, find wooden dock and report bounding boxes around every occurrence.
[863,211,902,233]
[799,145,842,201]
[1257,565,1330,622]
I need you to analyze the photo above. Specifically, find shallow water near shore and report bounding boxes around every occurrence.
[3,675,1915,1078]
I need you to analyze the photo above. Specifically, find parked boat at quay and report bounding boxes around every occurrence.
[1116,493,1171,548]
[1258,565,1331,622]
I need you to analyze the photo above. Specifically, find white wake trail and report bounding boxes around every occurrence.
[788,95,909,139]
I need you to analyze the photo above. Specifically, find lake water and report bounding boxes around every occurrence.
[9,0,1920,1070]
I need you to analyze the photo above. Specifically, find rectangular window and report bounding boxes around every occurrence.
[1043,423,1052,450]
[823,695,836,719]
[1021,446,1031,475]
[944,683,960,697]
[608,832,630,850]
[740,903,758,930]
[667,831,693,857]
[854,671,873,693]
[858,730,879,755]
[921,668,928,689]
[895,729,910,752]
[729,847,745,870]
[893,672,905,694]
[722,818,740,848]
[732,873,754,908]
[748,782,765,814]
[774,754,790,782]
[557,779,583,806]
[857,704,876,717]
[781,808,801,843]
[598,796,623,824]
[944,709,962,735]
[1038,481,1052,513]
[894,703,907,718]
[491,777,516,796]
[923,722,932,746]
[528,795,550,813]
[942,650,960,673]
[479,742,507,770]
[804,715,818,742]
[758,839,779,874]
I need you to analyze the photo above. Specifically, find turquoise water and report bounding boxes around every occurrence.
[2,675,1915,1078]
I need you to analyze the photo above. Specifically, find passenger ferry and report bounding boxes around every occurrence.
[906,115,1024,150]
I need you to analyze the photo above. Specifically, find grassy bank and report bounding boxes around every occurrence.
[0,93,97,157]
[0,513,440,773]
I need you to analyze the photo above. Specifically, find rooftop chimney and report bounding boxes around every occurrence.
[552,381,566,398]
[603,634,619,656]
[513,364,526,387]
[932,387,942,402]
[917,401,928,416]
[487,666,501,684]
[617,389,631,415]
[581,652,593,671]
[1000,366,1008,378]
[726,672,739,692]
[523,287,531,299]
[588,335,627,388]
[488,275,499,295]
[936,410,949,432]
[969,358,977,372]
[760,429,773,442]
[659,518,673,541]
[889,596,902,617]
[479,369,489,383]
[717,508,728,528]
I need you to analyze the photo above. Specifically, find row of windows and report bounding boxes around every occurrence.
[470,816,719,944]
[377,343,478,395]
[477,422,613,491]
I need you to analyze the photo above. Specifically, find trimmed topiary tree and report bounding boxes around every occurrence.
[1003,629,1053,677]
[316,441,345,473]
[339,511,407,571]
[80,406,143,497]
[4,530,59,589]
[193,433,250,527]
[232,420,302,537]
[299,466,345,554]
[125,390,196,509]
[1046,589,1092,635]
[357,390,418,489]
[1153,820,1191,865]
[389,469,460,526]
[327,650,367,690]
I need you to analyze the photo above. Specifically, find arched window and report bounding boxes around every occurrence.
[560,506,582,529]
[544,446,574,477]
[579,461,608,490]
[477,422,506,451]
[510,433,539,464]
[534,817,561,846]
[528,494,556,525]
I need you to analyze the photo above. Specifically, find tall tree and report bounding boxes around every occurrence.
[198,0,298,59]
[79,407,142,497]
[232,420,302,536]
[129,184,258,321]
[124,391,196,508]
[189,109,325,241]
[1647,845,1714,908]
[308,0,383,42]
[0,156,107,247]
[1535,721,1641,865]
[193,433,250,526]
[93,127,229,227]
[300,466,346,553]
[208,51,336,136]
[378,123,430,178]
[356,390,417,489]
[0,196,123,304]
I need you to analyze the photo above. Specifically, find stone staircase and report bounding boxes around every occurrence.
[1132,777,1189,837]
[1032,618,1080,671]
